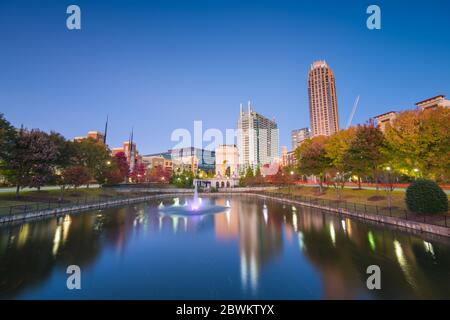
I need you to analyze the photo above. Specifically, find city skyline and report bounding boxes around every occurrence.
[1,1,450,154]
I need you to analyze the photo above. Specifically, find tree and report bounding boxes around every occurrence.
[147,165,171,183]
[255,166,261,177]
[113,151,129,182]
[0,114,16,165]
[130,162,146,183]
[325,127,356,199]
[49,132,75,199]
[405,179,448,214]
[384,107,450,182]
[296,136,330,192]
[71,138,111,186]
[2,128,58,196]
[245,166,254,178]
[171,170,194,188]
[343,123,385,189]
[62,166,91,189]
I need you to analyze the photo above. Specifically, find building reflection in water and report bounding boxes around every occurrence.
[214,197,283,293]
[1,196,450,299]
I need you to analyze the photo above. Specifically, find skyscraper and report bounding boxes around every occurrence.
[237,101,279,171]
[308,60,340,136]
[291,127,311,150]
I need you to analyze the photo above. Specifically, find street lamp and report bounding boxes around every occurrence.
[106,160,111,166]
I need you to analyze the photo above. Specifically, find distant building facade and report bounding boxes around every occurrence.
[291,127,311,150]
[112,141,142,171]
[308,60,340,136]
[74,131,105,143]
[415,95,450,111]
[373,95,450,133]
[215,145,239,177]
[142,153,173,172]
[169,147,215,173]
[374,111,398,132]
[237,101,279,171]
[282,146,297,167]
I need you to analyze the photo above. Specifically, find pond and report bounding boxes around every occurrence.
[0,195,449,299]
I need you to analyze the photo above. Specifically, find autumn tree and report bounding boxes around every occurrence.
[343,123,385,189]
[296,135,330,192]
[384,107,450,182]
[62,166,91,189]
[71,138,111,186]
[325,127,356,199]
[2,128,58,196]
[130,162,146,183]
[113,151,129,182]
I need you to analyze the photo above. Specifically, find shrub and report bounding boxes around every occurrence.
[405,179,448,214]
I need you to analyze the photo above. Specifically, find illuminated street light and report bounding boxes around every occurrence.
[385,166,391,171]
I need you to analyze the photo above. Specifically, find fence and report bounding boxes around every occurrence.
[0,193,168,221]
[253,191,449,228]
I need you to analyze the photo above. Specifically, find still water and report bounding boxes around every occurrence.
[0,196,449,299]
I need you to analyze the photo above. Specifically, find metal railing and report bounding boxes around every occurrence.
[253,191,449,228]
[0,193,163,219]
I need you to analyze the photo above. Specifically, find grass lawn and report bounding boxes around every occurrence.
[0,187,121,209]
[270,185,449,211]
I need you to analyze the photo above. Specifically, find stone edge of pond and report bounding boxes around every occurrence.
[1,189,448,239]
[236,193,450,239]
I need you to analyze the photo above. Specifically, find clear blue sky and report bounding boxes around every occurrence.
[1,0,449,154]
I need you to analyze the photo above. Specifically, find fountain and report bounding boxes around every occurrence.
[158,183,227,217]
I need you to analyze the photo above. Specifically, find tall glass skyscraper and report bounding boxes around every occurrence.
[308,60,340,136]
[237,101,279,171]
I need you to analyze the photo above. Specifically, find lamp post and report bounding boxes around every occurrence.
[385,166,392,209]
[289,171,294,194]
[413,168,419,180]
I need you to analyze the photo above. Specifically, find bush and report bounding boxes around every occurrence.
[405,179,448,214]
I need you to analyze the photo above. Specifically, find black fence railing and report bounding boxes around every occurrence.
[0,194,161,219]
[253,191,449,228]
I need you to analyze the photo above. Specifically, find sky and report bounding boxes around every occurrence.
[1,0,449,155]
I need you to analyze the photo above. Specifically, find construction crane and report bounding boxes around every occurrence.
[346,95,360,128]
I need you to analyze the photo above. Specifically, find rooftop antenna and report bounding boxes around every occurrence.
[346,95,360,128]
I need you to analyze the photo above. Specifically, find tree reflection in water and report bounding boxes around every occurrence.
[0,196,449,299]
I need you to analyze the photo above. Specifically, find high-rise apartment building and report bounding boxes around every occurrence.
[308,60,339,136]
[237,101,279,171]
[291,127,311,150]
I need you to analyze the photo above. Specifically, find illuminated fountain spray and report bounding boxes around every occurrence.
[191,184,200,211]
[158,182,227,217]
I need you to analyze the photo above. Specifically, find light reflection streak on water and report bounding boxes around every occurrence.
[394,240,417,290]
[329,223,336,246]
[423,241,435,258]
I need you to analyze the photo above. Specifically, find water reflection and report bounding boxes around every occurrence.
[0,196,449,299]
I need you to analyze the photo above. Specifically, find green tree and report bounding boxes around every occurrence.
[325,127,356,199]
[0,114,16,163]
[71,138,111,186]
[405,179,449,214]
[245,166,254,178]
[296,136,330,192]
[343,123,385,189]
